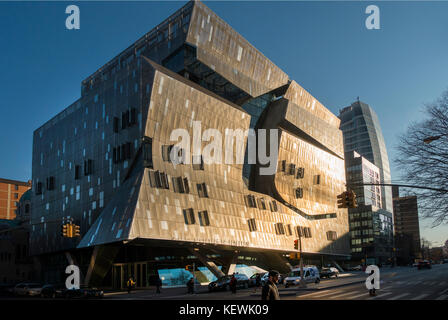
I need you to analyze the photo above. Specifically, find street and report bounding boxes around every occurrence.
[101,264,448,301]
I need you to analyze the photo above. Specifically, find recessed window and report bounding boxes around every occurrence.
[143,137,153,168]
[313,175,321,185]
[275,223,285,235]
[295,188,303,199]
[245,195,257,208]
[192,155,204,170]
[197,183,208,198]
[269,200,278,212]
[172,176,189,194]
[46,177,55,191]
[35,182,42,195]
[286,224,293,236]
[148,170,170,190]
[84,159,93,176]
[288,164,296,175]
[296,167,305,179]
[257,198,267,210]
[74,165,81,180]
[248,218,257,232]
[198,210,210,226]
[183,208,195,225]
[280,160,286,172]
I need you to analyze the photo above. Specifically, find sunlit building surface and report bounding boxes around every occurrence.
[30,1,350,287]
[392,186,421,264]
[339,100,393,214]
[344,151,393,265]
[0,178,31,220]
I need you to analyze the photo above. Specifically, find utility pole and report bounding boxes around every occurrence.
[299,229,306,288]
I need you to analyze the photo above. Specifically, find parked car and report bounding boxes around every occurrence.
[350,265,362,271]
[13,283,43,297]
[417,260,432,270]
[284,266,320,287]
[260,272,270,286]
[248,273,264,287]
[443,259,448,264]
[320,267,337,279]
[62,285,104,299]
[329,267,340,277]
[41,283,66,298]
[208,274,250,292]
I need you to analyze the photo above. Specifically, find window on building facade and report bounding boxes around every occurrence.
[288,163,296,175]
[198,210,210,226]
[84,159,93,176]
[245,195,257,208]
[35,182,42,195]
[74,165,81,180]
[46,177,55,191]
[275,223,285,235]
[257,198,267,210]
[295,188,303,199]
[143,137,153,168]
[183,208,195,225]
[286,224,293,236]
[148,170,169,189]
[192,155,204,170]
[326,231,337,241]
[197,183,208,198]
[313,175,321,185]
[296,167,305,179]
[248,218,257,232]
[269,200,278,212]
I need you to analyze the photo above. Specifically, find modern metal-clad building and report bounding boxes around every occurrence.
[31,0,350,287]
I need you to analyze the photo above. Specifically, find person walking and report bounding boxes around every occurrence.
[187,278,194,294]
[156,276,162,294]
[229,274,237,294]
[253,273,262,293]
[127,277,135,294]
[261,270,280,300]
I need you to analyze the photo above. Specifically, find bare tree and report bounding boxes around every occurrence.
[395,88,448,226]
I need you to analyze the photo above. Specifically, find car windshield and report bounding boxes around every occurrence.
[289,271,301,277]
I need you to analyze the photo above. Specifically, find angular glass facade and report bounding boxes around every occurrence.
[339,101,393,213]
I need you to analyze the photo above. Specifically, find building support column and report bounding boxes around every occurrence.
[188,248,226,279]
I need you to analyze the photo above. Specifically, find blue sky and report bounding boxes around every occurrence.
[0,1,447,245]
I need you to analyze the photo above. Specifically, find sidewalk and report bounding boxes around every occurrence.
[104,285,210,298]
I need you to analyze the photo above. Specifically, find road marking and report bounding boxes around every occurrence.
[343,292,369,300]
[436,294,448,300]
[368,292,392,300]
[296,290,334,298]
[326,291,365,299]
[388,293,410,300]
[411,293,429,300]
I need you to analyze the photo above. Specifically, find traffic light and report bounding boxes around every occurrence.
[294,239,299,250]
[73,224,81,237]
[62,224,69,237]
[337,191,348,208]
[347,190,357,208]
[289,253,296,260]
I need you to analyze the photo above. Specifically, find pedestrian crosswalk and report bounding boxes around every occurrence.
[297,288,448,301]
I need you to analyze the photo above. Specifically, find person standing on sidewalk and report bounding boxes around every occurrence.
[127,277,135,294]
[253,273,262,293]
[229,274,237,294]
[156,276,162,294]
[261,270,280,300]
